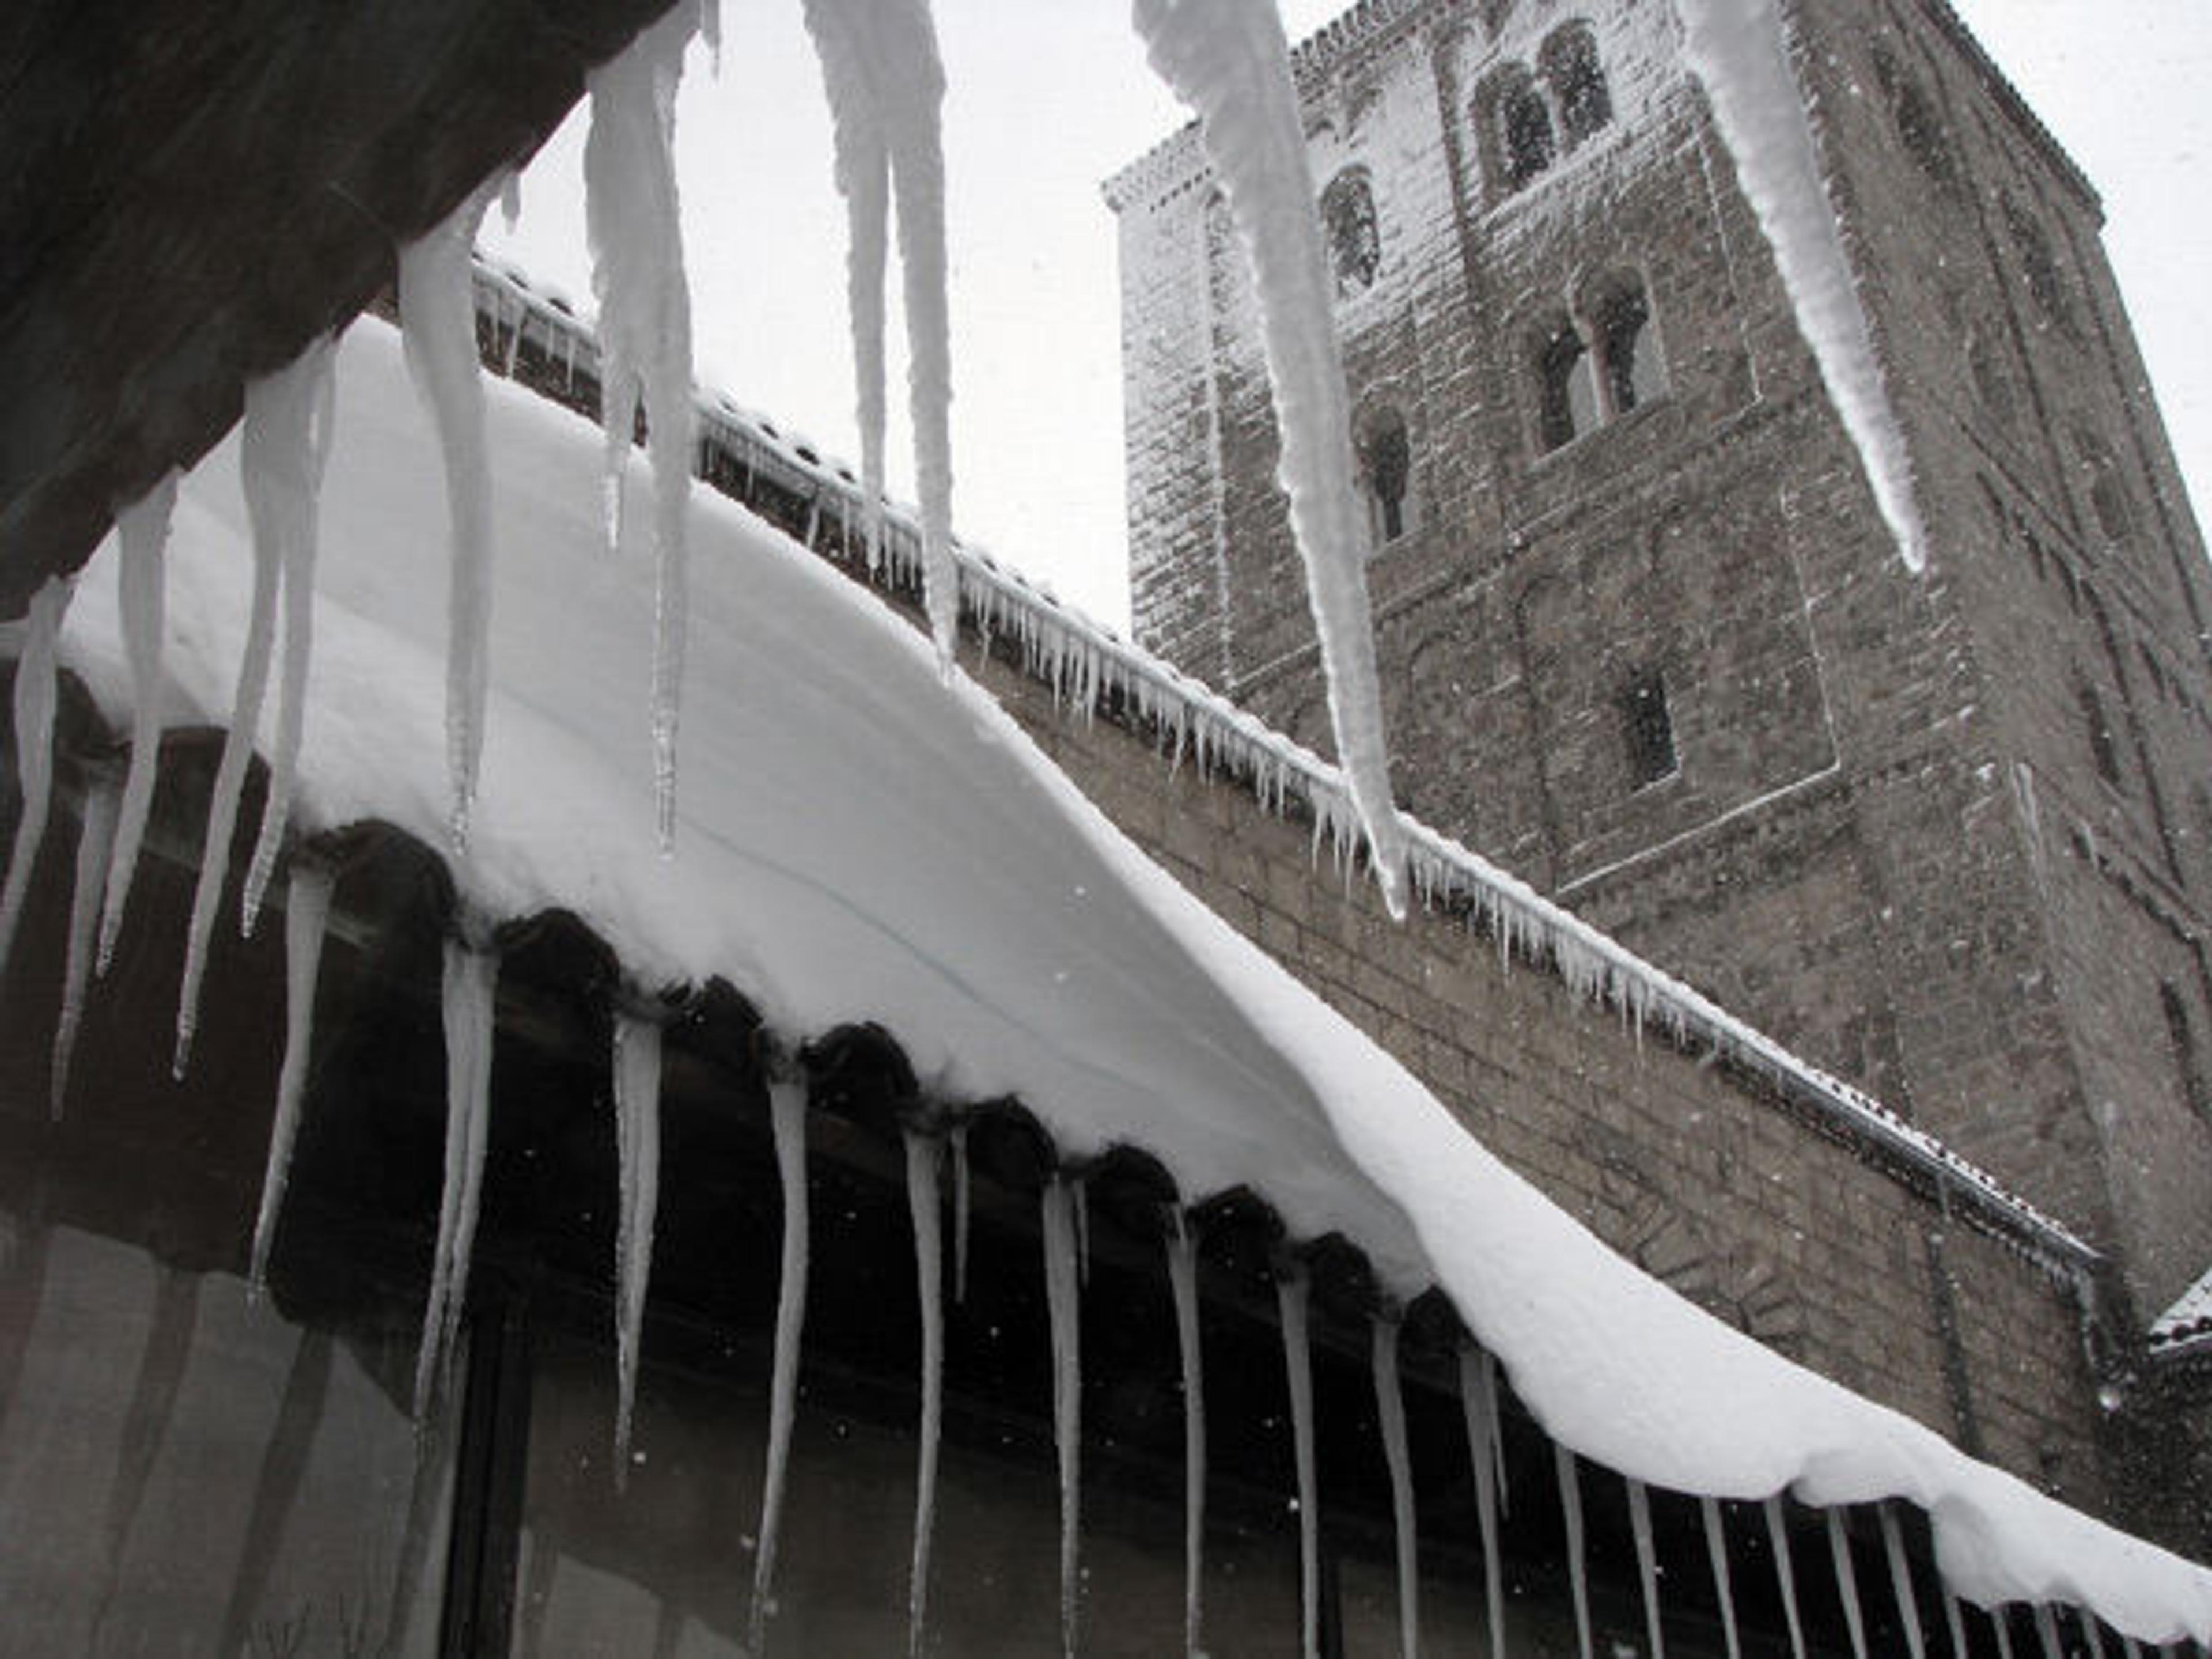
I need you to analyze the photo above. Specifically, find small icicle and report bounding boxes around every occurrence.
[415,940,498,1422]
[1991,1604,2016,1659]
[1457,1349,1506,1659]
[96,473,179,976]
[903,1128,944,1658]
[0,575,70,975]
[1828,1508,1869,1659]
[749,1074,811,1655]
[2032,1604,2064,1659]
[1628,1476,1665,1659]
[1071,1174,1091,1287]
[1880,1503,1927,1659]
[611,1007,664,1474]
[1371,1316,1418,1659]
[1702,1495,1742,1659]
[1278,1268,1319,1659]
[52,770,122,1120]
[177,349,329,1074]
[2078,1608,2108,1659]
[241,344,338,937]
[1766,1495,1809,1659]
[950,1120,971,1304]
[1042,1177,1084,1658]
[1556,1444,1592,1659]
[1167,1213,1205,1658]
[499,170,522,233]
[248,859,337,1297]
[1941,1580,1969,1659]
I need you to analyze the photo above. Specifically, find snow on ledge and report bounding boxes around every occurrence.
[2151,1264,2212,1360]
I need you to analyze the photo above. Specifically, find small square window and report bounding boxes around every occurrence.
[1619,669,1677,789]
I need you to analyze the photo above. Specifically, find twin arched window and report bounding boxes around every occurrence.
[1479,22,1613,199]
[1320,168,1382,296]
[1358,408,1412,544]
[1533,275,1663,452]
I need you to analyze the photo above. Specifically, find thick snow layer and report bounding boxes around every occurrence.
[54,321,2212,1642]
[1679,0,1929,573]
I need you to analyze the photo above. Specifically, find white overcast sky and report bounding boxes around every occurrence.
[481,0,2212,631]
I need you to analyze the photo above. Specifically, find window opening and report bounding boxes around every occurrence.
[2078,435,2133,542]
[1320,168,1381,297]
[1537,321,1595,452]
[1501,77,1556,190]
[1619,669,1678,788]
[1360,408,1412,544]
[2080,684,2122,786]
[1542,24,1612,149]
[1596,283,1660,415]
[2005,201,2073,334]
[2162,982,2210,1119]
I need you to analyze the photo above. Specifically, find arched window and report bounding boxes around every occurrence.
[2162,982,2210,1118]
[1872,44,1957,189]
[2004,198,2074,334]
[1358,408,1412,544]
[2076,432,2133,542]
[1480,63,1556,194]
[1593,278,1662,415]
[1618,668,1679,788]
[2080,682,2122,786]
[1536,318,1596,452]
[1540,23,1612,149]
[1320,168,1381,296]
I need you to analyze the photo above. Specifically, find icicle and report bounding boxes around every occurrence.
[1881,1503,1928,1659]
[0,575,70,975]
[1702,1495,1742,1659]
[52,770,122,1120]
[1628,1476,1665,1659]
[1457,1349,1506,1659]
[1992,1604,2016,1659]
[749,1074,811,1655]
[585,5,698,850]
[399,183,498,851]
[1167,1214,1205,1658]
[1071,1174,1091,1287]
[1278,1268,1319,1659]
[950,1121,971,1304]
[903,1128,944,1658]
[499,171,522,233]
[1765,1496,1808,1659]
[241,346,338,937]
[611,1007,664,1472]
[800,0,957,665]
[1131,0,1408,916]
[1828,1508,1869,1659]
[1372,1316,1418,1659]
[2033,1604,2064,1659]
[95,474,179,976]
[1042,1177,1085,1657]
[2079,1608,2108,1659]
[1556,1444,1592,1659]
[698,0,721,77]
[248,859,336,1297]
[177,348,331,1074]
[415,940,498,1421]
[1941,1581,1969,1659]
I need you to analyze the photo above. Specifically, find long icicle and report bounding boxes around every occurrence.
[1042,1177,1085,1658]
[176,348,329,1074]
[1991,1603,2016,1659]
[1278,1268,1319,1659]
[398,185,498,853]
[1766,1495,1808,1659]
[0,575,70,975]
[2079,1607,2109,1659]
[1828,1508,1870,1659]
[415,939,498,1421]
[903,1128,944,1658]
[1881,1502,1928,1659]
[1166,1213,1205,1658]
[52,770,123,1119]
[612,1007,664,1475]
[749,1072,811,1654]
[1372,1316,1419,1659]
[248,858,338,1297]
[1556,1445,1592,1659]
[2032,1604,2064,1659]
[584,3,697,850]
[950,1121,971,1304]
[241,344,337,937]
[1941,1580,1969,1659]
[1458,1348,1507,1659]
[1628,1476,1665,1659]
[1702,1495,1742,1659]
[96,474,179,975]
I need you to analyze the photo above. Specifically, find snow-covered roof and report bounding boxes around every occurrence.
[2151,1265,2212,1360]
[53,317,2212,1642]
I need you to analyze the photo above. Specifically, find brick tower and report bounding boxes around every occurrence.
[1108,0,2212,1339]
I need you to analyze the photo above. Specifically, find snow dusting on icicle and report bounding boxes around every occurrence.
[177,346,334,1074]
[1629,1476,1665,1659]
[1372,1316,1418,1659]
[416,939,498,1421]
[1676,0,1927,572]
[1167,1213,1205,1658]
[0,576,70,975]
[52,770,122,1120]
[1459,1348,1506,1659]
[800,0,957,663]
[612,1006,664,1473]
[241,347,338,937]
[902,1128,944,1658]
[1828,1508,1870,1659]
[399,185,498,852]
[1131,0,1408,918]
[1042,1177,1085,1657]
[95,474,177,977]
[1702,1495,1743,1659]
[585,3,698,851]
[1767,1495,1809,1659]
[749,1071,811,1654]
[249,859,336,1298]
[1883,1502,1929,1659]
[1557,1445,1593,1659]
[1278,1268,1320,1659]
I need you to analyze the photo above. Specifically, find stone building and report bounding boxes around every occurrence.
[1109,0,2212,1404]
